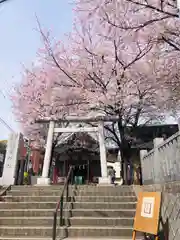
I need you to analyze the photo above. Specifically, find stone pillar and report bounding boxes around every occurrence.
[98,121,111,184]
[153,138,164,184]
[37,121,55,185]
[0,133,22,185]
[140,150,148,184]
[178,118,180,132]
[117,150,123,185]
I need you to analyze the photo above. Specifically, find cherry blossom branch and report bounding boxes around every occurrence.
[36,18,81,87]
[104,10,171,32]
[127,0,178,17]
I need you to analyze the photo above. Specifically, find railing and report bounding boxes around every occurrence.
[140,131,180,184]
[52,166,73,240]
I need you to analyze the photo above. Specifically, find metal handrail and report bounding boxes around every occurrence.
[0,185,11,201]
[52,166,73,240]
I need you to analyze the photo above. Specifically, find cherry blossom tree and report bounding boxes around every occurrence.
[13,0,178,182]
[12,64,69,147]
[31,3,175,182]
[77,0,180,110]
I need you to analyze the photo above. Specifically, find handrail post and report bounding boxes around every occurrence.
[66,176,69,202]
[60,196,63,226]
[71,167,74,185]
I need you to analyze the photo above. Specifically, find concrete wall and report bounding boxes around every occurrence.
[133,182,180,240]
[140,132,180,184]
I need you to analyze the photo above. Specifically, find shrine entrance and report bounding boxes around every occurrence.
[36,116,119,185]
[53,132,101,184]
[73,165,88,185]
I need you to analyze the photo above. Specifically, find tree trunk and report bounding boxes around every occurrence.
[120,149,128,185]
[48,144,55,178]
[117,121,129,185]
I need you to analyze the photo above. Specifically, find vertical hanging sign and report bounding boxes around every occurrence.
[0,133,22,185]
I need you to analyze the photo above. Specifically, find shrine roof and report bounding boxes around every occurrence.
[55,123,178,151]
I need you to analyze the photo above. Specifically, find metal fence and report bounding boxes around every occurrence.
[140,131,180,185]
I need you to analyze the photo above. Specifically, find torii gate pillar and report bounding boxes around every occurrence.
[98,121,111,184]
[37,121,55,185]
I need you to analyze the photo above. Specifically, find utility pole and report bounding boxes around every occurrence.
[0,117,14,133]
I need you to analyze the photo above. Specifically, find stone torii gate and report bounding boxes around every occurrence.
[36,116,119,185]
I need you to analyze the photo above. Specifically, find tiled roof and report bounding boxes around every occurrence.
[56,122,118,149]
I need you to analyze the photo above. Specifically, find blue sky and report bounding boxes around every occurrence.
[0,0,74,140]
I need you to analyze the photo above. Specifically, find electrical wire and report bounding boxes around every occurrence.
[0,117,14,132]
[0,82,15,133]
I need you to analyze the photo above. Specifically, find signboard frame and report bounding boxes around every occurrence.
[133,191,162,240]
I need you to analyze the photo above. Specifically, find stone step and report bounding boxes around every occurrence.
[2,196,72,202]
[0,238,139,240]
[0,226,65,238]
[70,209,136,218]
[0,209,136,218]
[6,190,74,197]
[0,226,140,238]
[65,238,143,240]
[0,238,141,240]
[0,202,58,209]
[72,202,136,209]
[7,190,135,197]
[2,195,137,203]
[8,188,135,196]
[77,191,135,197]
[73,196,136,202]
[67,226,141,238]
[11,185,133,191]
[0,239,52,240]
[0,217,134,227]
[0,236,51,240]
[69,217,134,226]
[0,201,136,210]
[11,186,65,190]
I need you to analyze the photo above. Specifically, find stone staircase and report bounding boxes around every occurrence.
[0,185,142,240]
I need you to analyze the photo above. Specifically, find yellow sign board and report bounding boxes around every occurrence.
[133,192,161,237]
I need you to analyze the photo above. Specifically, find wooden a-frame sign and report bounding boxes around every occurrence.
[133,192,162,240]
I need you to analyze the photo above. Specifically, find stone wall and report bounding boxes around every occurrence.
[140,132,180,184]
[133,182,180,240]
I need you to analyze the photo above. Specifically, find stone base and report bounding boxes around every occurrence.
[98,176,111,185]
[36,177,50,185]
